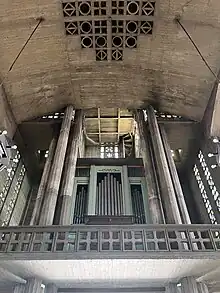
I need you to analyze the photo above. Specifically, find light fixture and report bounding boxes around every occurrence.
[211,165,217,169]
[213,137,219,143]
[177,283,181,287]
[208,153,214,157]
[11,145,17,149]
[2,130,7,135]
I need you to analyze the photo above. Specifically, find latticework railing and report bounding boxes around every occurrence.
[0,224,219,259]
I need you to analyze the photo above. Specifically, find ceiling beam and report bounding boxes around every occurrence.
[87,132,129,135]
[85,116,133,120]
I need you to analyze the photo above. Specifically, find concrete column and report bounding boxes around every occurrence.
[45,284,57,293]
[197,283,209,293]
[135,110,164,224]
[30,136,57,225]
[165,283,178,293]
[181,277,199,293]
[160,125,191,224]
[14,284,25,293]
[39,105,74,225]
[147,106,182,224]
[59,110,83,225]
[24,278,42,293]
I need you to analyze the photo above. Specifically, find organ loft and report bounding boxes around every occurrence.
[0,1,220,293]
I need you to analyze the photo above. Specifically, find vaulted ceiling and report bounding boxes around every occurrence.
[0,0,220,125]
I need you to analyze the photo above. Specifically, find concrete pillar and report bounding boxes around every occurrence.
[14,284,25,293]
[39,105,74,225]
[147,106,182,224]
[59,110,83,225]
[181,277,199,293]
[160,125,191,224]
[24,278,42,293]
[197,283,209,293]
[30,136,57,225]
[165,283,178,293]
[135,110,164,224]
[45,284,57,293]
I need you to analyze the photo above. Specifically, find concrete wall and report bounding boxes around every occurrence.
[0,85,16,138]
[85,146,100,158]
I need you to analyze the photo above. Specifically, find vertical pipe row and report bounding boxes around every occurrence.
[73,187,79,224]
[95,173,124,217]
[116,179,121,215]
[101,177,104,215]
[110,174,115,215]
[107,173,110,215]
[104,175,107,215]
[113,177,118,215]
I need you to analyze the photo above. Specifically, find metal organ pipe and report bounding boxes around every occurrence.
[113,177,118,215]
[107,173,110,215]
[95,173,124,216]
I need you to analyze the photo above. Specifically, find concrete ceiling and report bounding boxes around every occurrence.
[1,0,220,123]
[1,259,220,288]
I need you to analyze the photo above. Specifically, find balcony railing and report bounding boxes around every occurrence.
[0,224,219,260]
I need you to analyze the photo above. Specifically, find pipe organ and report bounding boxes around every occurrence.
[95,173,124,216]
[73,185,88,224]
[72,165,148,224]
[130,185,146,224]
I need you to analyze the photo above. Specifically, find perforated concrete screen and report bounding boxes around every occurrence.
[62,0,155,60]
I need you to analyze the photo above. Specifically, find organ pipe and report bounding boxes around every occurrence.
[73,185,87,224]
[96,173,123,216]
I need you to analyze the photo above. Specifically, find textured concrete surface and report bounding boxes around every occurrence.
[1,259,220,288]
[0,0,220,122]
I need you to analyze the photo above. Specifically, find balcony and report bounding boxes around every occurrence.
[0,224,220,288]
[0,224,219,260]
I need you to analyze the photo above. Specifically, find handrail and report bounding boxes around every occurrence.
[0,223,219,231]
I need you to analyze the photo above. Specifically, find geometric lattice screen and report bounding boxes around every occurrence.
[62,0,155,61]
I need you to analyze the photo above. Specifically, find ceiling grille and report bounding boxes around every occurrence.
[62,0,155,61]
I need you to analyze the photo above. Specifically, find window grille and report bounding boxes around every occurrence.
[100,144,119,158]
[198,151,220,212]
[2,164,26,226]
[0,151,20,211]
[62,0,155,61]
[193,164,217,224]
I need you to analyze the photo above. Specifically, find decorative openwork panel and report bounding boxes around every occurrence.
[198,151,220,212]
[193,165,217,224]
[62,0,155,61]
[2,164,26,226]
[0,225,219,256]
